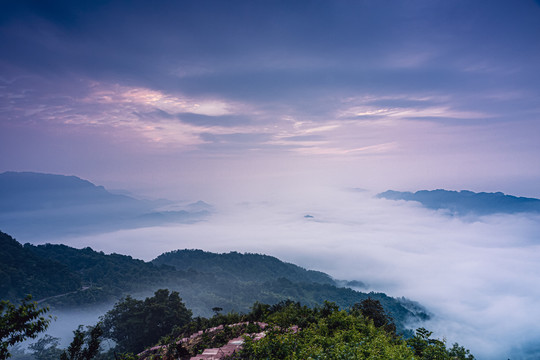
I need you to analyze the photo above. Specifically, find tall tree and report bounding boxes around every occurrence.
[353,298,397,335]
[101,289,192,354]
[60,323,103,360]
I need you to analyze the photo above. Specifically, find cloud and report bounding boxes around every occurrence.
[279,134,325,142]
[2,1,540,178]
[49,187,540,359]
[177,113,251,127]
[336,94,489,122]
[0,80,261,149]
[3,0,539,103]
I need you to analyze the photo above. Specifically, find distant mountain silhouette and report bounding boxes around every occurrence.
[0,172,210,240]
[0,172,138,212]
[377,189,540,215]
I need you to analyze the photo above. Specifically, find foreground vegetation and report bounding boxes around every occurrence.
[109,292,474,359]
[236,304,474,360]
[3,289,474,360]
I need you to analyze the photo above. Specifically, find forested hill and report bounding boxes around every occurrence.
[377,189,540,215]
[0,230,428,331]
[153,249,334,285]
[0,231,80,301]
[0,231,181,304]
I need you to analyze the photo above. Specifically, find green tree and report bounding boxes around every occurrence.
[60,323,103,360]
[101,289,192,354]
[352,298,397,335]
[407,327,454,360]
[211,307,223,316]
[448,343,475,360]
[266,300,315,328]
[0,295,51,360]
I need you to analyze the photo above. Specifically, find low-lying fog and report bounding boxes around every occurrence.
[43,187,540,359]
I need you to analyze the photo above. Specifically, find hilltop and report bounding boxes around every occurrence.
[0,230,428,332]
[153,249,334,285]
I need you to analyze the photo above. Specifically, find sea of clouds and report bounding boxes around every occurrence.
[45,187,540,359]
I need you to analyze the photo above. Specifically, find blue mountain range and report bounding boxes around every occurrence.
[0,172,211,240]
[377,189,540,215]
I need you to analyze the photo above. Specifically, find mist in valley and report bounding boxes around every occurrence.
[29,186,540,360]
[3,1,540,359]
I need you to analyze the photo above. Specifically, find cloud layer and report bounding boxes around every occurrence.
[49,188,540,359]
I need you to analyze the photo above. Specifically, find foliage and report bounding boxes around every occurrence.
[0,232,80,302]
[237,305,414,359]
[264,300,317,328]
[112,353,138,360]
[0,295,51,359]
[60,323,103,360]
[352,298,397,335]
[27,324,103,360]
[406,328,475,360]
[101,289,192,354]
[130,297,474,360]
[223,300,472,360]
[153,249,334,285]
[251,277,426,334]
[26,243,182,307]
[448,343,475,360]
[29,335,63,360]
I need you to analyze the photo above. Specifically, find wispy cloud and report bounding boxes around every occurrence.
[337,94,489,121]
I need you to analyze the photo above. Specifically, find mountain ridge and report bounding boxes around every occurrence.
[0,171,210,240]
[377,189,540,215]
[0,230,428,331]
[153,249,334,286]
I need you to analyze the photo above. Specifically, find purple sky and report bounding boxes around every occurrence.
[2,0,540,199]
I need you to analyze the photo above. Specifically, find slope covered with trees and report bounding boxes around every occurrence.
[0,232,80,301]
[0,231,427,331]
[153,249,334,285]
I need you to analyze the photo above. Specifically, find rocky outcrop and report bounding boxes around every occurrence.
[138,322,267,360]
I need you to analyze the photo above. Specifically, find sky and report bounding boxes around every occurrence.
[2,1,540,359]
[1,0,540,200]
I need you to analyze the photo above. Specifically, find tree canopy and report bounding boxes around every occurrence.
[233,299,475,360]
[0,295,51,359]
[101,289,192,354]
[60,323,103,360]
